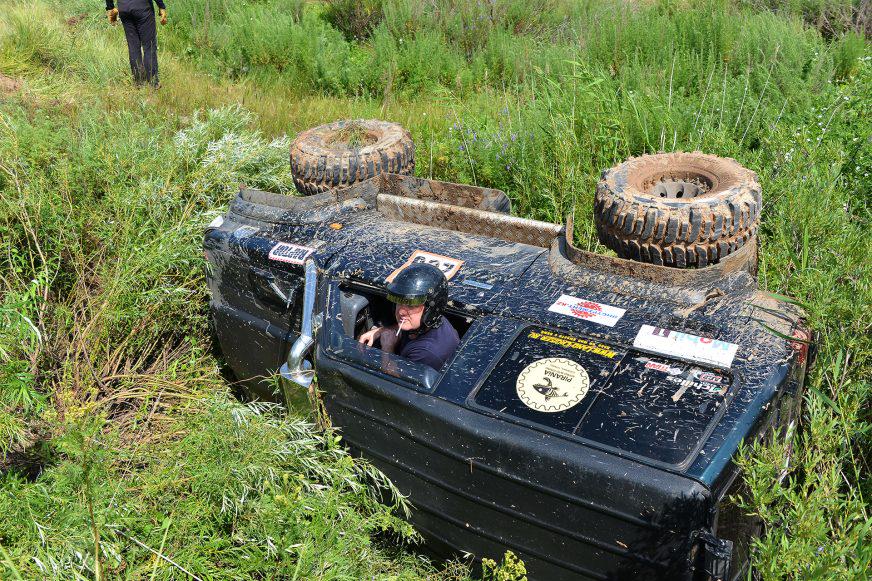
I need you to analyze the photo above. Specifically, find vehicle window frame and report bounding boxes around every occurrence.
[321,280,447,392]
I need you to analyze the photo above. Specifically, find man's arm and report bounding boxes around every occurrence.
[358,325,400,353]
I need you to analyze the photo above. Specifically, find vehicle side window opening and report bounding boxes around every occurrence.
[340,288,472,339]
[335,285,471,373]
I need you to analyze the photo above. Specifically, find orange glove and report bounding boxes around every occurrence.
[107,8,118,24]
[159,8,167,25]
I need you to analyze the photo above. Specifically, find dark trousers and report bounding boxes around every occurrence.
[119,8,158,87]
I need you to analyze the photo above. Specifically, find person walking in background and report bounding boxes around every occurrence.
[106,0,167,88]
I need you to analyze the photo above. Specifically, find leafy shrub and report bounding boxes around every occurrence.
[323,0,385,41]
[737,0,870,37]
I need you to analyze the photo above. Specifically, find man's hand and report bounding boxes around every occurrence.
[107,8,118,24]
[159,8,167,25]
[358,325,400,353]
[358,326,383,347]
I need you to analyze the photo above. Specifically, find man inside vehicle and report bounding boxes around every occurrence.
[358,263,460,371]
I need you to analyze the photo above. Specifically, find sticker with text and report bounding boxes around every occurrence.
[527,329,617,359]
[643,360,683,375]
[665,374,728,401]
[386,250,464,282]
[633,325,738,368]
[637,356,728,400]
[516,357,590,413]
[268,242,316,265]
[547,294,626,328]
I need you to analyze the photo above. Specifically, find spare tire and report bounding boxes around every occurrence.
[594,152,761,268]
[290,119,415,195]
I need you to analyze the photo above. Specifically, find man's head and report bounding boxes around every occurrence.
[386,263,449,332]
[394,302,425,331]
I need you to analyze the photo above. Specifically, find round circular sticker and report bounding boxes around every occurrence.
[516,357,590,413]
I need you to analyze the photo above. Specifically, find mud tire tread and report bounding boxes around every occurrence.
[290,119,415,196]
[594,152,761,268]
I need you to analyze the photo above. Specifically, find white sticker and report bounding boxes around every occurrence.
[268,242,316,265]
[516,357,590,413]
[633,325,738,368]
[207,215,224,229]
[386,250,464,282]
[547,294,626,327]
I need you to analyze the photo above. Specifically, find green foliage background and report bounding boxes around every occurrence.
[0,0,869,578]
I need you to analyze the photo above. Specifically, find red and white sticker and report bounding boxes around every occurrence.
[547,294,626,328]
[633,325,738,368]
[268,242,316,265]
[386,250,464,282]
[693,370,725,385]
[644,360,682,375]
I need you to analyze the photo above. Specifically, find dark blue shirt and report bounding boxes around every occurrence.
[397,316,459,371]
[106,0,166,11]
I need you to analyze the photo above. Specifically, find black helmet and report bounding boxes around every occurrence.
[386,263,448,329]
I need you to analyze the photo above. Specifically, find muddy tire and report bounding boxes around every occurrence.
[290,119,415,196]
[594,152,761,268]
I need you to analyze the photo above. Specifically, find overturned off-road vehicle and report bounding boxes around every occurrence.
[204,151,810,580]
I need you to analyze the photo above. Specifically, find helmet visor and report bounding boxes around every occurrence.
[387,292,428,306]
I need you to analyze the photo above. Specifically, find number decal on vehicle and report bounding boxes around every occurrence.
[268,242,316,265]
[386,250,464,282]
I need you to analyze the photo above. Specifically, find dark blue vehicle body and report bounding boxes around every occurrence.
[204,174,809,580]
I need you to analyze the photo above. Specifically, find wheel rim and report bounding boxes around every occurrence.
[649,177,711,199]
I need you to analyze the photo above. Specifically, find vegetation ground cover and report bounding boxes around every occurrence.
[0,0,869,578]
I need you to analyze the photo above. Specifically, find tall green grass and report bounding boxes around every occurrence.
[0,96,468,578]
[0,0,869,578]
